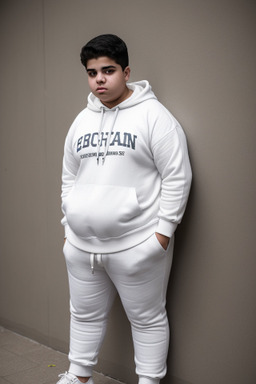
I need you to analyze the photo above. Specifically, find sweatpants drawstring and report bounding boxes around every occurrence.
[90,253,103,274]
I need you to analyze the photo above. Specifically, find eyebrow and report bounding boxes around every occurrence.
[86,65,117,72]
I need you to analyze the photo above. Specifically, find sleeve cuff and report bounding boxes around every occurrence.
[156,219,177,238]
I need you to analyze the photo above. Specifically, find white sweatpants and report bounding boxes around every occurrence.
[63,233,174,384]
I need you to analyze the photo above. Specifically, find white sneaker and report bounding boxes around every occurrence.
[57,372,94,384]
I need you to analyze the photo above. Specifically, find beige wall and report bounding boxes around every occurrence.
[0,1,256,383]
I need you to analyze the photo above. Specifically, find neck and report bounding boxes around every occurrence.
[102,86,133,109]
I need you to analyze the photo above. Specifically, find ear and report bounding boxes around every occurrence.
[124,66,131,81]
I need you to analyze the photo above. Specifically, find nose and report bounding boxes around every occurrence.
[96,72,105,84]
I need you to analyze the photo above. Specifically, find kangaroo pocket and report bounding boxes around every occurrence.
[64,184,142,239]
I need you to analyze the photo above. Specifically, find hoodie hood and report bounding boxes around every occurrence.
[87,80,157,112]
[87,80,157,164]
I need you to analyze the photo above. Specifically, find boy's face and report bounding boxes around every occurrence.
[86,57,131,109]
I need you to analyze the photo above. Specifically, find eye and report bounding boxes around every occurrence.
[87,71,97,77]
[104,69,115,75]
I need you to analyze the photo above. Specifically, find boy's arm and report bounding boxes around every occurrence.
[61,133,79,238]
[152,118,192,239]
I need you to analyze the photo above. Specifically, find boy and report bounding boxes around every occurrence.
[58,34,192,384]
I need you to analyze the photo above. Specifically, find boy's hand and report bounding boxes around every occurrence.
[155,232,170,250]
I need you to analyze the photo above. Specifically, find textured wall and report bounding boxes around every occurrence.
[0,1,255,383]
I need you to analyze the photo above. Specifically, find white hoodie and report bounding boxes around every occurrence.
[61,80,192,253]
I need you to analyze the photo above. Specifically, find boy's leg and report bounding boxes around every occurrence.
[64,240,117,378]
[104,234,174,384]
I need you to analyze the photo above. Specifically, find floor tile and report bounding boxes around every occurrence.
[5,365,61,384]
[0,327,25,347]
[0,349,37,377]
[0,378,13,384]
[24,345,69,366]
[0,326,125,384]
[1,335,43,356]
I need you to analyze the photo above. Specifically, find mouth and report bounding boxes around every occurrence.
[96,87,107,93]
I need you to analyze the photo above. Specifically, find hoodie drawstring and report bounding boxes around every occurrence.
[90,253,103,274]
[97,107,120,165]
[97,108,105,165]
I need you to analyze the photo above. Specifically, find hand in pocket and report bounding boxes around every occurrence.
[155,232,169,250]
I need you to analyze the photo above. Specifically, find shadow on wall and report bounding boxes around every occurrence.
[164,180,196,384]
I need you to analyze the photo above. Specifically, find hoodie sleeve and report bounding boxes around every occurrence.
[151,110,192,238]
[61,123,80,237]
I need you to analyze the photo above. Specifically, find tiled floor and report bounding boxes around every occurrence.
[0,326,124,384]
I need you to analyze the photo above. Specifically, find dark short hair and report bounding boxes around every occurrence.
[80,34,129,70]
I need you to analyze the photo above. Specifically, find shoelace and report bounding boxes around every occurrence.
[58,372,93,384]
[58,372,76,383]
